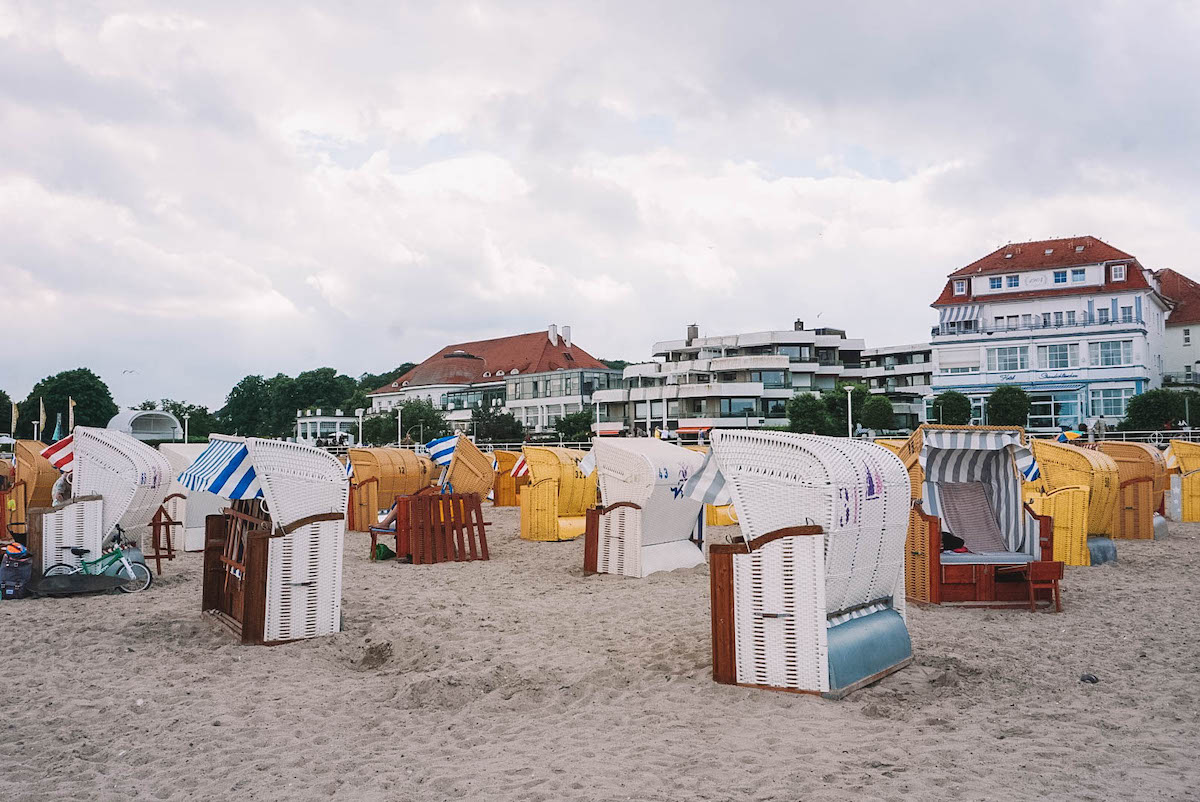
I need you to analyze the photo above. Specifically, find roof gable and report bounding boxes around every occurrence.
[1156,268,1200,327]
[950,236,1134,277]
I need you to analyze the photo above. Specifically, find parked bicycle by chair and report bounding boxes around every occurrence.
[42,525,152,594]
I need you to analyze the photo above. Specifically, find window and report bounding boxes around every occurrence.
[1054,311,1064,326]
[989,277,1002,290]
[953,280,967,295]
[1075,245,1085,253]
[994,316,1005,328]
[720,398,757,417]
[1066,311,1076,325]
[1028,392,1082,430]
[1053,271,1067,284]
[1185,328,1192,346]
[942,366,978,374]
[1021,314,1032,327]
[1007,315,1019,329]
[1042,313,1052,327]
[1120,306,1133,323]
[750,370,789,388]
[1037,343,1079,369]
[1071,268,1086,283]
[1006,275,1019,288]
[1045,248,1054,255]
[763,398,787,417]
[1090,388,1135,417]
[1112,264,1126,281]
[1097,308,1110,323]
[987,346,1028,372]
[1089,340,1133,366]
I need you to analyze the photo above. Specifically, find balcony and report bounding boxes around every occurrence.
[1164,373,1200,387]
[932,317,1147,340]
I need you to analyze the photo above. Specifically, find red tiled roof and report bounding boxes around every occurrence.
[932,236,1145,307]
[1156,268,1200,327]
[369,331,610,393]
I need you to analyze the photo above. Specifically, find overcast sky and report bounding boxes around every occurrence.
[5,2,1200,409]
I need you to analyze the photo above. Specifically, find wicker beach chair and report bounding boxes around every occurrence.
[1168,440,1200,522]
[159,443,226,551]
[519,446,596,541]
[491,450,528,507]
[346,447,438,531]
[73,427,173,541]
[702,431,913,697]
[1030,439,1120,563]
[1096,441,1167,540]
[893,425,1064,606]
[584,439,705,578]
[442,435,496,498]
[185,436,348,644]
[3,440,58,541]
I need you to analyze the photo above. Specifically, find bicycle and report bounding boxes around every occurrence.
[43,527,153,593]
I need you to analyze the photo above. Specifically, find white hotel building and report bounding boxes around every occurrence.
[930,236,1170,431]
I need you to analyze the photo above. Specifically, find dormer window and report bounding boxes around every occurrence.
[510,369,519,375]
[1044,248,1054,255]
[497,370,505,376]
[953,280,967,295]
[1004,253,1013,259]
[1112,264,1127,281]
[482,371,491,377]
[402,381,409,387]
[1075,245,1085,253]
[1006,275,1019,288]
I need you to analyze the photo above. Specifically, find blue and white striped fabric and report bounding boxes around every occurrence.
[425,435,459,467]
[577,447,596,476]
[938,305,981,325]
[683,449,731,506]
[1014,447,1040,482]
[345,459,354,479]
[487,454,498,501]
[177,438,263,500]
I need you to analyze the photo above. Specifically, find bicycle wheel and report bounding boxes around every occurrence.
[116,561,153,593]
[43,563,77,577]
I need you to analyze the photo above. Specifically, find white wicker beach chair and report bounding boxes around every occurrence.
[72,427,172,541]
[159,443,226,551]
[702,430,913,698]
[586,439,706,578]
[37,496,104,572]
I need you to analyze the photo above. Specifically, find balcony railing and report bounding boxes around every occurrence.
[1163,373,1200,386]
[932,316,1145,338]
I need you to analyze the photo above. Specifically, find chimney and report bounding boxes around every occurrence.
[562,325,571,347]
[794,319,805,331]
[548,324,558,344]
[686,323,699,344]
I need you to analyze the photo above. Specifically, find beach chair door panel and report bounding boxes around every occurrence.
[1119,480,1153,540]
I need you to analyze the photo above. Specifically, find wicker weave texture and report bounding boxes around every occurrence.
[491,451,528,507]
[519,446,595,541]
[39,497,104,571]
[73,427,172,538]
[1025,486,1090,565]
[347,447,438,498]
[592,439,704,577]
[1032,439,1119,537]
[1169,441,1200,522]
[246,438,347,642]
[1097,442,1167,512]
[15,440,57,510]
[444,435,497,498]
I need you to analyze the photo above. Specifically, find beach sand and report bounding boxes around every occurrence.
[2,509,1199,801]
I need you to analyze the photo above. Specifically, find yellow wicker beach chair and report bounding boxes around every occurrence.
[6,440,59,539]
[1169,440,1200,522]
[519,446,595,541]
[443,435,496,499]
[1024,486,1091,565]
[1030,440,1119,538]
[491,451,528,507]
[1097,442,1166,539]
[346,448,438,531]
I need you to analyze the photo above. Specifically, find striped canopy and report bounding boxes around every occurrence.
[177,437,263,499]
[919,428,1035,554]
[938,305,981,325]
[425,435,458,467]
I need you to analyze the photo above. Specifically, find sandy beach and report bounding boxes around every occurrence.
[2,509,1199,801]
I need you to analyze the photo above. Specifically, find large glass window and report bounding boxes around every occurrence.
[720,398,758,417]
[750,370,790,388]
[987,346,1029,372]
[1037,343,1079,369]
[1089,340,1133,366]
[1090,388,1135,417]
[1028,392,1083,430]
[763,398,787,417]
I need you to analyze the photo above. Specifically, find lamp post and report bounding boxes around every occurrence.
[355,408,365,447]
[397,405,403,447]
[182,412,190,443]
[844,386,854,438]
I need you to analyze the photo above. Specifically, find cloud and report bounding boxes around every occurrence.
[4,1,1200,409]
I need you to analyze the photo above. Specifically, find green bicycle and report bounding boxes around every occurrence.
[43,530,153,593]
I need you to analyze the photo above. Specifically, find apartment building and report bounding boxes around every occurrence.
[930,236,1170,431]
[591,321,864,439]
[847,343,933,429]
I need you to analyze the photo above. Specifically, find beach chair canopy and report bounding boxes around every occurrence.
[442,435,496,497]
[346,447,438,499]
[14,440,58,510]
[1030,439,1118,538]
[524,446,594,516]
[918,427,1040,558]
[70,427,172,538]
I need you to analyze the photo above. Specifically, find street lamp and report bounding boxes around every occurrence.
[182,412,190,443]
[355,408,365,447]
[844,386,854,438]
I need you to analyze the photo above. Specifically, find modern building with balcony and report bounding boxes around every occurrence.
[369,325,619,434]
[1155,268,1200,388]
[591,321,864,439]
[930,236,1171,431]
[846,343,933,430]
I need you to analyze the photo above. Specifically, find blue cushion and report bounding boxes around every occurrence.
[939,551,1034,565]
[827,609,912,693]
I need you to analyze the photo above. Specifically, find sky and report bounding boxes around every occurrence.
[5,1,1200,410]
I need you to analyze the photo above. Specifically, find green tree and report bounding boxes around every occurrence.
[357,364,416,394]
[825,382,870,436]
[860,395,895,431]
[787,393,833,434]
[554,411,593,442]
[1182,390,1200,428]
[135,400,158,410]
[18,368,118,441]
[368,399,452,445]
[263,373,298,437]
[602,359,631,371]
[218,375,273,436]
[930,391,972,425]
[470,406,525,442]
[1119,389,1184,431]
[0,388,11,434]
[987,385,1031,427]
[160,399,219,442]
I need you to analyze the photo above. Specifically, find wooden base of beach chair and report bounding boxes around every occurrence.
[146,501,183,576]
[408,493,490,565]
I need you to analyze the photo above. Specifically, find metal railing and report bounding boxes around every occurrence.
[932,316,1145,338]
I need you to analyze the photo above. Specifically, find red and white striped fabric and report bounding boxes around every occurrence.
[41,435,74,471]
[511,454,529,478]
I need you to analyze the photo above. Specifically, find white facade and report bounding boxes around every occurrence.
[295,410,358,447]
[592,322,864,438]
[1162,322,1200,386]
[933,259,1169,431]
[846,343,933,429]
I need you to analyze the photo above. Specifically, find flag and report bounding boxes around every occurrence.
[425,434,459,466]
[487,454,498,501]
[68,397,76,430]
[511,453,529,477]
[38,397,46,433]
[41,435,74,471]
[683,449,730,506]
[345,459,354,480]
